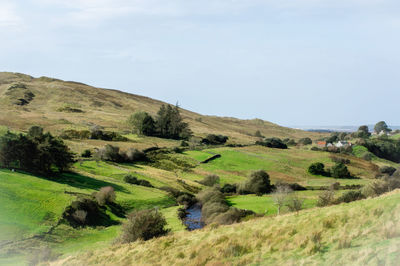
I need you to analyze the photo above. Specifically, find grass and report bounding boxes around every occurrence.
[54,190,400,266]
[185,146,379,187]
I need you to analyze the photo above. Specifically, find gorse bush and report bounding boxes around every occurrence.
[298,137,312,145]
[238,170,273,195]
[317,190,335,207]
[81,149,92,158]
[94,145,147,163]
[220,183,237,194]
[336,190,365,203]
[120,209,169,243]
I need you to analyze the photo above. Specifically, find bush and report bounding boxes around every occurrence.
[120,209,169,243]
[331,163,352,178]
[298,137,312,145]
[317,190,335,207]
[336,190,365,203]
[285,195,305,213]
[201,134,229,145]
[330,182,341,190]
[176,194,196,207]
[95,186,116,206]
[124,174,153,188]
[380,166,397,176]
[220,183,237,194]
[124,148,147,162]
[256,138,287,149]
[331,156,350,165]
[197,174,220,186]
[308,162,327,176]
[81,149,92,158]
[238,170,272,195]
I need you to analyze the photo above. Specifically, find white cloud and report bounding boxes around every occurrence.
[0,1,23,28]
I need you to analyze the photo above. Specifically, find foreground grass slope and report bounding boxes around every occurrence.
[55,190,400,266]
[0,72,324,143]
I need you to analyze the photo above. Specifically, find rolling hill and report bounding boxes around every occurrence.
[0,72,324,144]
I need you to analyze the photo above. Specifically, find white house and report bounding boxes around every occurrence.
[335,141,351,148]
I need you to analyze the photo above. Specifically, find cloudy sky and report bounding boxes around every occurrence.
[1,0,399,126]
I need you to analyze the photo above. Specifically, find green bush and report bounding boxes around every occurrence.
[120,209,169,243]
[238,170,272,195]
[298,137,312,145]
[201,134,229,145]
[220,183,237,193]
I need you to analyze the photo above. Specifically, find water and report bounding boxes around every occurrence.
[183,204,204,231]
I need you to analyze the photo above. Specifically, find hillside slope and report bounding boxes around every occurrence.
[0,72,323,143]
[54,190,400,266]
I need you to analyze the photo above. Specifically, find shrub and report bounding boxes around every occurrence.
[336,190,365,203]
[120,209,169,243]
[124,148,147,162]
[317,190,335,207]
[212,208,253,225]
[176,193,196,207]
[330,182,341,190]
[197,174,220,186]
[331,156,350,164]
[220,183,237,194]
[308,162,327,176]
[254,130,263,138]
[127,111,156,136]
[95,186,116,206]
[286,195,305,213]
[124,174,153,188]
[380,166,397,176]
[201,134,229,145]
[81,149,92,158]
[238,170,272,195]
[272,184,292,215]
[361,152,373,161]
[72,210,88,225]
[298,137,312,145]
[331,163,352,178]
[256,138,287,149]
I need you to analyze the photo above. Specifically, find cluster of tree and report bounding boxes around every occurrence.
[60,127,128,141]
[201,134,229,145]
[128,104,192,140]
[237,170,273,195]
[283,138,297,146]
[324,132,350,143]
[94,145,147,163]
[255,138,287,149]
[308,162,353,178]
[352,122,392,139]
[196,187,253,225]
[0,126,74,174]
[358,138,400,163]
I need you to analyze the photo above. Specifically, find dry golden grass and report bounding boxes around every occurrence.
[51,190,400,266]
[0,72,325,144]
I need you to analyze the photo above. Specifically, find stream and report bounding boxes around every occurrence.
[183,204,204,231]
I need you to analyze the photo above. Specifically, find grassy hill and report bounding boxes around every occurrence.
[0,72,324,144]
[53,190,400,266]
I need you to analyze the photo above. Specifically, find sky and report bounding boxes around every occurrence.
[1,0,400,127]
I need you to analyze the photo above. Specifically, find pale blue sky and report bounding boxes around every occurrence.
[1,0,399,126]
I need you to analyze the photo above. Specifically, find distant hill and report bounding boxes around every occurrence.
[0,72,324,143]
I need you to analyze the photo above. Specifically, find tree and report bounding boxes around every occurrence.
[256,138,287,149]
[155,104,192,140]
[272,184,292,215]
[374,121,391,134]
[308,162,326,176]
[354,125,371,138]
[0,127,74,174]
[127,112,155,136]
[238,170,273,195]
[331,163,352,178]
